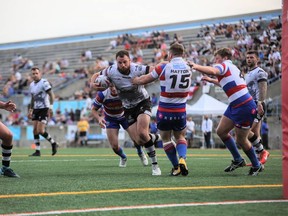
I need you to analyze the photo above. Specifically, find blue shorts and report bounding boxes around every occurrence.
[156,111,186,131]
[224,100,257,129]
[105,115,129,130]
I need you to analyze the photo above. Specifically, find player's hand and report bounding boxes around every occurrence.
[4,100,16,112]
[201,76,212,82]
[132,77,140,85]
[48,108,53,118]
[187,60,195,68]
[91,82,107,91]
[98,118,106,129]
[257,101,264,116]
[28,109,33,119]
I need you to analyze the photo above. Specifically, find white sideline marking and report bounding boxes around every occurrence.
[12,157,221,163]
[3,200,288,215]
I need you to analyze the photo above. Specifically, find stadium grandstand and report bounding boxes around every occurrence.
[2,0,288,212]
[0,9,282,150]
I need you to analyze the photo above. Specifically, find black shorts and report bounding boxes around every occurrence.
[32,108,49,124]
[124,98,152,126]
[79,131,87,137]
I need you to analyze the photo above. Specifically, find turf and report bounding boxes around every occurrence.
[0,147,286,215]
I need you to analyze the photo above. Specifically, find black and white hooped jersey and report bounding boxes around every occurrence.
[101,63,150,109]
[29,78,52,109]
[244,66,268,101]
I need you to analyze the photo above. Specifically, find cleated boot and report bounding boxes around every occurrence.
[248,164,264,176]
[224,159,246,172]
[259,150,270,165]
[139,153,149,166]
[119,157,127,168]
[52,143,58,156]
[179,158,189,176]
[29,151,41,157]
[0,167,20,178]
[152,164,161,176]
[170,166,181,176]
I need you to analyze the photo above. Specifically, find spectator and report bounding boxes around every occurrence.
[186,116,195,148]
[201,115,213,148]
[151,93,158,107]
[81,50,92,62]
[77,115,90,146]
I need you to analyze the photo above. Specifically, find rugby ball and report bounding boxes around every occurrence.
[94,75,110,90]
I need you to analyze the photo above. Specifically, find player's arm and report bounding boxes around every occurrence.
[28,97,34,119]
[91,106,106,129]
[188,61,220,76]
[46,89,54,110]
[89,71,101,89]
[257,81,268,115]
[201,76,220,86]
[258,81,267,102]
[132,63,164,85]
[132,73,156,85]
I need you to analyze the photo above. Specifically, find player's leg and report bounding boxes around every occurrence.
[136,113,161,176]
[249,121,270,164]
[217,116,245,172]
[235,127,263,176]
[107,128,127,167]
[173,128,189,176]
[0,121,19,177]
[125,125,148,166]
[38,122,58,156]
[36,109,58,155]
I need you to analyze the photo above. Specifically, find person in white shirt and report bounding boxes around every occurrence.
[201,115,213,148]
[186,116,195,148]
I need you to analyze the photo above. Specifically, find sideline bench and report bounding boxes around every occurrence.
[87,134,107,146]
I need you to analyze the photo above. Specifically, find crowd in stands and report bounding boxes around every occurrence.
[0,15,282,127]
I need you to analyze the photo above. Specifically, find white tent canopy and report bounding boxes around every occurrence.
[152,94,227,117]
[187,94,227,116]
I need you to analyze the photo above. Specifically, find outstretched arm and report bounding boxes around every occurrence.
[132,73,156,85]
[188,61,220,76]
[201,76,220,86]
[0,100,16,112]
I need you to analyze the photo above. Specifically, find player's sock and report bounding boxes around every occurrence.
[223,135,243,161]
[2,144,12,167]
[163,141,178,168]
[41,131,56,145]
[134,142,143,156]
[176,139,187,159]
[144,139,157,164]
[34,134,41,151]
[249,134,264,154]
[244,147,261,168]
[113,146,127,159]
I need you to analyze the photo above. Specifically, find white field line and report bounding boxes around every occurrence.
[2,200,288,216]
[11,157,219,163]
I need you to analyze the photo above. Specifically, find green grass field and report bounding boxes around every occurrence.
[0,147,287,215]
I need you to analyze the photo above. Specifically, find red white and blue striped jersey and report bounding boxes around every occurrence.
[214,60,252,107]
[151,57,192,113]
[92,88,124,118]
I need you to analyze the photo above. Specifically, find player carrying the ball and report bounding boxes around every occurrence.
[91,50,161,176]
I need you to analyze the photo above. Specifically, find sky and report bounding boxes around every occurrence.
[0,0,282,44]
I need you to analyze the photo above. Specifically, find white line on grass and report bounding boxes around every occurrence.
[3,200,288,215]
[12,157,221,163]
